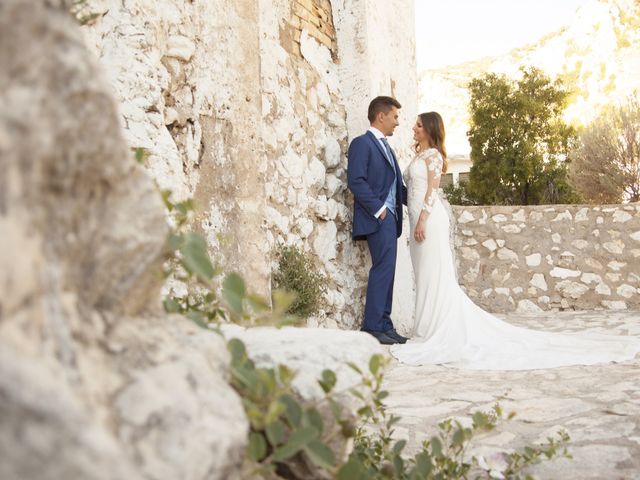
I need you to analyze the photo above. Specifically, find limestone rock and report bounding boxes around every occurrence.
[550,267,581,279]
[603,240,624,254]
[313,221,338,263]
[497,248,518,262]
[613,210,632,223]
[556,280,589,299]
[220,325,386,400]
[602,300,627,310]
[458,211,475,223]
[323,137,342,169]
[516,299,543,313]
[0,3,247,478]
[530,273,548,291]
[482,239,498,252]
[526,253,542,267]
[616,284,637,298]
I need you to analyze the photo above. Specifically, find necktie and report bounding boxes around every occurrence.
[380,137,393,164]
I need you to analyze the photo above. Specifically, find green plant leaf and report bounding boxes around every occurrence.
[277,364,295,385]
[223,272,246,313]
[430,436,442,457]
[248,432,267,461]
[186,310,207,328]
[318,369,337,393]
[279,394,302,427]
[227,338,247,365]
[369,354,382,375]
[393,439,407,455]
[163,298,182,313]
[246,293,270,313]
[133,147,149,165]
[303,408,324,434]
[231,365,258,391]
[271,288,296,313]
[413,452,433,477]
[180,232,215,280]
[452,428,466,448]
[271,426,319,461]
[303,439,336,469]
[346,362,363,374]
[265,399,286,424]
[167,232,183,251]
[393,454,404,475]
[265,420,286,446]
[337,456,368,480]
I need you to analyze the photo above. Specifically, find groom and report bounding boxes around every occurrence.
[347,96,408,345]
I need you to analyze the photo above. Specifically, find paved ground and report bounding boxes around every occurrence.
[383,311,640,479]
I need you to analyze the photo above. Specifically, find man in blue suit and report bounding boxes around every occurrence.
[347,96,408,345]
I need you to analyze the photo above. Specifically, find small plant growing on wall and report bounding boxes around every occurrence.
[272,245,327,319]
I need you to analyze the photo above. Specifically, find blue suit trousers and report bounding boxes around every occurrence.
[362,212,397,332]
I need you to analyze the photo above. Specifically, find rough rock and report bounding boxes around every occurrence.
[0,2,247,478]
[220,325,387,400]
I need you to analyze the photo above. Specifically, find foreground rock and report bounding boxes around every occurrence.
[0,2,246,479]
[221,325,387,399]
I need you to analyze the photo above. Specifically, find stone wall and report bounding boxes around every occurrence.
[80,0,418,329]
[452,203,640,313]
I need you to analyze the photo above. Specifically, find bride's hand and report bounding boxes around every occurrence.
[414,217,426,243]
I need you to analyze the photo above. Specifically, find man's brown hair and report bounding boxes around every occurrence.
[368,96,402,123]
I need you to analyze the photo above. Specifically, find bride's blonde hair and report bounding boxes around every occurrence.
[414,111,448,174]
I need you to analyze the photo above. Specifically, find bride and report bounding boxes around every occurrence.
[390,112,640,370]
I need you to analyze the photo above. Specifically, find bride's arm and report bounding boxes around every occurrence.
[414,150,443,242]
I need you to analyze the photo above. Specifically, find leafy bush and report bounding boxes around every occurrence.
[272,245,327,318]
[160,190,296,328]
[442,182,476,206]
[228,341,571,480]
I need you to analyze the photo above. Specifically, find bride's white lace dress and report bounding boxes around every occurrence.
[390,148,640,370]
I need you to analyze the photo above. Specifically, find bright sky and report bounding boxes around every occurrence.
[415,0,589,71]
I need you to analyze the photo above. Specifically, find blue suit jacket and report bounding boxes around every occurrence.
[347,131,407,240]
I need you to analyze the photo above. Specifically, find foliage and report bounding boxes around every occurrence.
[272,245,327,318]
[569,92,640,203]
[466,67,580,205]
[69,0,104,26]
[227,338,356,479]
[160,189,297,328]
[228,343,571,480]
[442,182,476,206]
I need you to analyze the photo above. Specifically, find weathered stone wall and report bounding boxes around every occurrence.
[79,0,418,329]
[452,204,640,313]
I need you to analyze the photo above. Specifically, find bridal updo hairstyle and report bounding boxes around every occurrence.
[416,111,448,174]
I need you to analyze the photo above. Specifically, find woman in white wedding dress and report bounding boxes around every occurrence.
[390,112,640,370]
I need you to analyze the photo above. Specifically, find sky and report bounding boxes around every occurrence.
[414,0,590,71]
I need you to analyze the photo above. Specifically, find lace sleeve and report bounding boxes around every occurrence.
[421,149,443,218]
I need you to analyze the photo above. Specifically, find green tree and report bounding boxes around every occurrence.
[569,93,640,203]
[466,67,579,205]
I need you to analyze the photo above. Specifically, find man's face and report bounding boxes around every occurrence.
[379,106,400,136]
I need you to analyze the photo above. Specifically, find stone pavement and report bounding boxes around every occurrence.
[383,311,640,479]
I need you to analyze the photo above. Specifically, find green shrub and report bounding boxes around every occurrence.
[272,245,327,318]
[227,342,571,480]
[442,182,476,206]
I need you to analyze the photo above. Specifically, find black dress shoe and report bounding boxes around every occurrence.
[363,330,399,345]
[384,329,408,344]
